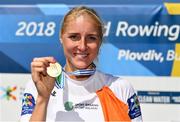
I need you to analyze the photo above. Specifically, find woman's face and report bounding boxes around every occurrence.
[61,15,101,70]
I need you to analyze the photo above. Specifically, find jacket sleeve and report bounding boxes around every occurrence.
[110,77,143,122]
[124,80,143,122]
[19,80,37,122]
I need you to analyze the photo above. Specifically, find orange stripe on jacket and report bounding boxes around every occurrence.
[96,86,131,122]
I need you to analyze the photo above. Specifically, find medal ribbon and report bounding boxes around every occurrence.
[55,64,96,89]
[65,69,96,76]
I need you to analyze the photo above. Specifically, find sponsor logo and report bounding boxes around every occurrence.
[64,101,99,111]
[21,93,35,115]
[127,93,142,119]
[0,86,17,100]
[64,101,74,111]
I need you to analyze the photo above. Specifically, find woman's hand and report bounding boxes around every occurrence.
[31,57,56,100]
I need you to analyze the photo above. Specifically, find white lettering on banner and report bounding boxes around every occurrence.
[104,21,111,37]
[172,96,180,103]
[117,49,180,62]
[139,96,170,103]
[115,21,180,41]
[166,50,180,61]
[153,96,170,103]
[16,21,56,37]
[117,49,164,63]
[138,96,153,103]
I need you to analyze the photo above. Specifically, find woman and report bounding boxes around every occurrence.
[20,6,142,122]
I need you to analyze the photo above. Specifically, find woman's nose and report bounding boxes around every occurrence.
[78,38,87,51]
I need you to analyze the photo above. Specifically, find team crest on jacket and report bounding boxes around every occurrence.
[21,93,35,115]
[127,93,141,119]
[64,101,74,111]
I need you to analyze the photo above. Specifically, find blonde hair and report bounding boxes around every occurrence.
[60,6,104,42]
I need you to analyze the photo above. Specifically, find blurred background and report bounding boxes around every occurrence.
[0,0,180,121]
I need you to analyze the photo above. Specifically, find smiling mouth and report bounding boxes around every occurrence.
[74,53,89,59]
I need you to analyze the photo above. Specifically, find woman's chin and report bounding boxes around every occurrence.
[74,63,90,69]
[76,66,88,70]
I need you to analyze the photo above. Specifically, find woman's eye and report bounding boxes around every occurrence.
[87,36,97,41]
[69,35,79,41]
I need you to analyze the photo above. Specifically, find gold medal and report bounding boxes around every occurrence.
[47,62,62,77]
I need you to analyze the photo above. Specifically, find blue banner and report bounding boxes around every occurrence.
[0,4,180,76]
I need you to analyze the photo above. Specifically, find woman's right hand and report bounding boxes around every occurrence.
[31,57,57,101]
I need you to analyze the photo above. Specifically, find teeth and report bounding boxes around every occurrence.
[76,54,88,58]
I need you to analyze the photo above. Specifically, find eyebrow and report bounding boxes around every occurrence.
[87,34,99,36]
[66,33,99,36]
[66,33,79,35]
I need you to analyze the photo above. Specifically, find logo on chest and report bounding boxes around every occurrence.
[64,101,99,111]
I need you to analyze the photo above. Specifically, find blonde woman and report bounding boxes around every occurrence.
[20,6,142,122]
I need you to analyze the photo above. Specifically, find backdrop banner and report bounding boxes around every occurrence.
[0,3,180,121]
